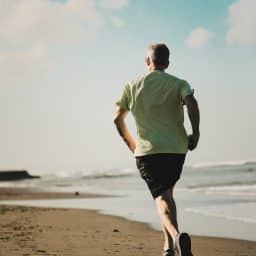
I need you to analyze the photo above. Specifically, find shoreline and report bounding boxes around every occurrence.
[0,187,107,200]
[0,187,256,255]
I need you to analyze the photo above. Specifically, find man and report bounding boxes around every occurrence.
[113,43,200,256]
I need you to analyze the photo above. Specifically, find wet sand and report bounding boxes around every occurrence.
[0,187,103,200]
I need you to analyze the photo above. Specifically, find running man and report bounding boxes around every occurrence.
[113,43,200,256]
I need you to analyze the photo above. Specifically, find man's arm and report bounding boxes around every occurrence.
[113,106,136,153]
[183,94,200,151]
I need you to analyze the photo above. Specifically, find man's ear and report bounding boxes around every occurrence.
[146,56,151,66]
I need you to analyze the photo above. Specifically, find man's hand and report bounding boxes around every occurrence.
[188,132,200,151]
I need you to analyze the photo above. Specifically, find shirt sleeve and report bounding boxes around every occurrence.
[115,84,131,111]
[180,80,194,100]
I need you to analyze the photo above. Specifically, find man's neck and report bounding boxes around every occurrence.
[150,67,165,72]
[149,68,164,72]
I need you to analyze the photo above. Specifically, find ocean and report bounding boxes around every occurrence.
[1,161,256,241]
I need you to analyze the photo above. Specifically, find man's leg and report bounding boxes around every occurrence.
[162,225,173,251]
[155,187,179,251]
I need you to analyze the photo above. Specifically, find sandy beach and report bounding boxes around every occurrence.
[0,188,256,256]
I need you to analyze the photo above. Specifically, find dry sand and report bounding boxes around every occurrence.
[0,188,255,256]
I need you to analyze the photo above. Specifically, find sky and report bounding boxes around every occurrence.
[0,0,255,174]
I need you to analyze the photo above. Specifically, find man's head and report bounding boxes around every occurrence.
[146,43,170,71]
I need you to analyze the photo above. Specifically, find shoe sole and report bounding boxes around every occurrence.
[162,248,175,256]
[176,233,193,256]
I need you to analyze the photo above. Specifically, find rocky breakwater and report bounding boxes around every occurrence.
[0,170,40,181]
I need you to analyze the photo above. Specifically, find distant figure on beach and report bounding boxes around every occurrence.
[113,43,200,256]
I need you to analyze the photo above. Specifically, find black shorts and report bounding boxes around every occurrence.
[135,153,186,199]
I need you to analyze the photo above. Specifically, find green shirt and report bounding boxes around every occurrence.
[116,70,194,157]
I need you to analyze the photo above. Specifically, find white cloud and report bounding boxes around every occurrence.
[0,45,53,86]
[0,0,104,86]
[110,16,125,27]
[100,0,128,10]
[226,0,256,45]
[0,0,128,87]
[185,27,214,48]
[0,0,104,45]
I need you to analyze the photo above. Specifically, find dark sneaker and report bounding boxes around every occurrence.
[162,248,175,256]
[175,233,193,256]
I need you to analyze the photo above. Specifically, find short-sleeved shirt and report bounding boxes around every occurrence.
[116,70,194,157]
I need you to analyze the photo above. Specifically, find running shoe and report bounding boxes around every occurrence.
[175,233,193,256]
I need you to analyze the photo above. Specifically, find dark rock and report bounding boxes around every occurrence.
[0,170,40,181]
[112,228,120,232]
